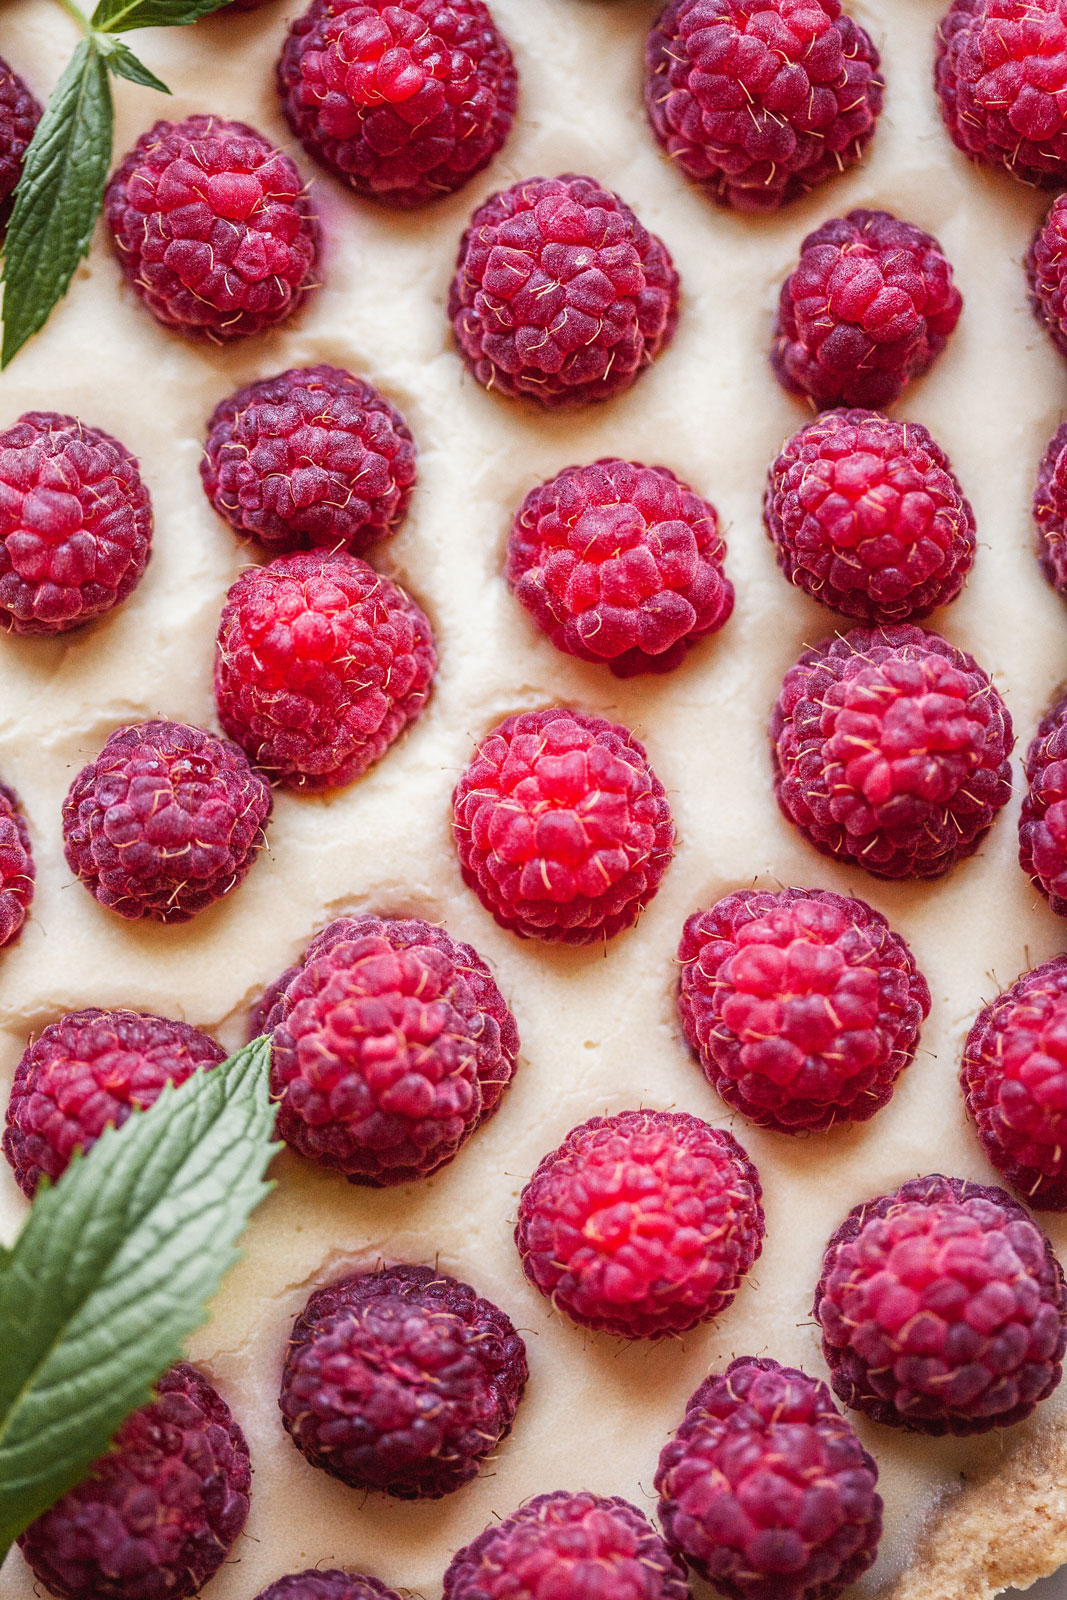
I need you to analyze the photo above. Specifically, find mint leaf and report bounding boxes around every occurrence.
[98,39,171,94]
[92,0,234,30]
[0,1036,276,1558]
[1,38,113,368]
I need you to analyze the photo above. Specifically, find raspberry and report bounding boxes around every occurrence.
[62,720,272,923]
[0,779,33,949]
[0,55,40,227]
[936,0,1067,184]
[506,459,734,677]
[17,1362,250,1600]
[255,1577,402,1600]
[104,114,320,342]
[770,625,1014,879]
[514,1108,764,1339]
[448,174,680,408]
[214,550,435,791]
[258,914,518,1184]
[1033,421,1067,593]
[443,1491,689,1600]
[200,365,416,556]
[678,888,931,1134]
[451,707,675,943]
[771,209,963,409]
[1027,192,1067,358]
[763,409,976,624]
[0,411,152,634]
[1019,687,1067,916]
[645,0,883,214]
[277,0,517,208]
[655,1357,883,1600]
[278,1263,527,1498]
[3,1008,225,1197]
[813,1174,1067,1435]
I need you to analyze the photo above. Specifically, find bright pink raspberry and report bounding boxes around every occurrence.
[1019,687,1067,917]
[0,779,33,949]
[201,365,416,555]
[277,0,517,208]
[764,409,976,623]
[452,707,675,944]
[1029,193,1067,358]
[645,0,883,213]
[214,549,435,791]
[0,411,152,634]
[655,1357,883,1600]
[278,1263,527,1498]
[17,1363,250,1600]
[515,1108,764,1339]
[506,458,733,677]
[255,1577,403,1600]
[104,114,320,342]
[3,1008,225,1197]
[771,209,963,409]
[0,55,40,226]
[770,625,1014,879]
[443,1492,689,1600]
[449,174,680,408]
[936,0,1067,184]
[1034,421,1067,594]
[814,1174,1067,1435]
[678,888,930,1133]
[62,720,272,923]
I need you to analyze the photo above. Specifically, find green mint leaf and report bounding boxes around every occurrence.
[98,39,171,94]
[92,0,233,31]
[0,1036,276,1555]
[0,38,113,368]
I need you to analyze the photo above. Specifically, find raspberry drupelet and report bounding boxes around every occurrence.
[0,412,152,634]
[770,625,1014,879]
[0,779,33,949]
[278,1264,527,1498]
[506,459,733,677]
[678,888,930,1133]
[771,209,963,409]
[0,55,40,226]
[645,0,883,214]
[449,174,680,408]
[17,1363,250,1600]
[1034,421,1067,594]
[814,1174,1067,1435]
[255,1578,403,1600]
[256,914,519,1185]
[104,114,320,342]
[277,0,517,208]
[655,1357,883,1600]
[1019,687,1067,916]
[764,409,976,624]
[451,707,675,943]
[3,1009,225,1197]
[62,720,272,923]
[936,0,1067,185]
[201,365,416,556]
[1029,193,1067,358]
[214,550,435,791]
[515,1108,764,1339]
[443,1491,690,1600]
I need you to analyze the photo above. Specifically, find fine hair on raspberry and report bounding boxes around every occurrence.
[0,54,40,226]
[645,0,884,214]
[515,1107,764,1339]
[0,778,33,950]
[506,458,733,676]
[278,1263,528,1498]
[1020,686,1067,917]
[1034,421,1067,595]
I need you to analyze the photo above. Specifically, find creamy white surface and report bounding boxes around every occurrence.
[0,0,1065,1594]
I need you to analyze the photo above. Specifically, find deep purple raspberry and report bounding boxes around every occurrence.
[254,1574,402,1600]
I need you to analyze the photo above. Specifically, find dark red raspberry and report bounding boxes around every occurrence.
[764,409,976,624]
[62,720,272,923]
[215,550,435,791]
[655,1357,883,1600]
[936,0,1067,184]
[506,458,733,677]
[1034,421,1067,594]
[0,411,152,635]
[449,174,680,408]
[278,1263,527,1498]
[201,365,416,556]
[258,913,518,1184]
[0,779,33,949]
[771,209,963,409]
[277,0,517,208]
[17,1362,250,1600]
[515,1108,764,1339]
[1028,193,1067,358]
[770,625,1014,879]
[443,1492,689,1600]
[1019,687,1067,916]
[104,114,320,342]
[3,1008,225,1197]
[452,707,675,944]
[0,55,40,226]
[678,888,930,1134]
[645,0,883,214]
[255,1577,402,1600]
[814,1174,1067,1435]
